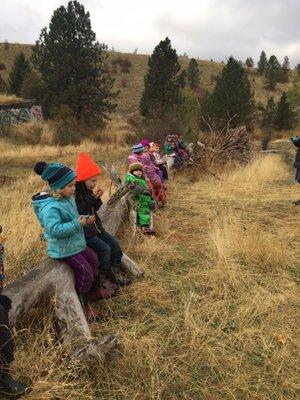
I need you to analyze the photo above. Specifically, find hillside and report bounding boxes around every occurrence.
[0,42,294,114]
[0,135,299,399]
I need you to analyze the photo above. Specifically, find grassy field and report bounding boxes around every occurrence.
[0,43,294,113]
[0,133,299,399]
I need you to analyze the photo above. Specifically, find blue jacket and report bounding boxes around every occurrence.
[32,193,86,259]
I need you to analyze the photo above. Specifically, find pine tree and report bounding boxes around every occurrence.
[187,58,200,89]
[261,97,276,128]
[31,0,117,126]
[8,52,30,96]
[265,55,281,90]
[140,37,183,136]
[257,51,267,74]
[203,57,254,127]
[178,69,187,89]
[280,56,290,83]
[275,92,294,130]
[245,57,254,68]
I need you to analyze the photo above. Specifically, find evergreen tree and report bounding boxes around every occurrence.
[203,57,254,127]
[187,58,200,89]
[0,74,6,93]
[178,69,187,89]
[275,92,294,130]
[32,0,117,126]
[140,37,183,136]
[265,55,281,90]
[280,56,290,83]
[245,57,254,68]
[257,51,267,74]
[8,52,30,96]
[20,70,45,101]
[261,97,276,128]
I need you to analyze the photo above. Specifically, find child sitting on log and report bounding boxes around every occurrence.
[124,163,156,234]
[75,153,130,286]
[149,142,168,182]
[0,226,30,398]
[140,139,150,153]
[32,161,105,322]
[141,152,167,207]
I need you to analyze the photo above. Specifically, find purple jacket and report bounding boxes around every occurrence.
[141,153,162,186]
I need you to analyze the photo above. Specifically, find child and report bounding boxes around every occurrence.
[290,135,300,205]
[124,163,156,234]
[140,139,150,153]
[32,161,104,321]
[127,143,144,164]
[75,153,129,286]
[141,153,167,206]
[0,226,30,398]
[149,142,168,181]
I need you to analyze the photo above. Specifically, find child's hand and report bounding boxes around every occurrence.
[86,216,96,225]
[79,216,87,227]
[93,188,104,199]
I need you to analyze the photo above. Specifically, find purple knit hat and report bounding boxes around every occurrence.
[140,139,150,147]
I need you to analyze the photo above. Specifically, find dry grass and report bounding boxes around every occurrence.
[0,93,22,105]
[0,141,299,399]
[212,154,291,196]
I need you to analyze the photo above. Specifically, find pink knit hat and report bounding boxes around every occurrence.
[140,139,150,147]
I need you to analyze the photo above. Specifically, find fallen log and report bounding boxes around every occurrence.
[3,258,123,364]
[3,168,143,363]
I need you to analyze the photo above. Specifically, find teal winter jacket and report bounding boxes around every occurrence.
[32,193,86,259]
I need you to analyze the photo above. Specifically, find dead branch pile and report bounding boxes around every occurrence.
[193,126,252,171]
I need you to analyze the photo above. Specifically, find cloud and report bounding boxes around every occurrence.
[154,0,300,65]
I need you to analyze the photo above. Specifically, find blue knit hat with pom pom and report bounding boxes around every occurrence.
[132,143,144,154]
[34,161,76,190]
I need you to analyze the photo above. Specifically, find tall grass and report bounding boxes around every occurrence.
[208,154,291,197]
[0,146,298,399]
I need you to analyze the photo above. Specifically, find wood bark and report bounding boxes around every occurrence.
[2,176,143,363]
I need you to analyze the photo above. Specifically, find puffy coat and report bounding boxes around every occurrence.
[140,153,162,187]
[75,182,104,237]
[32,193,86,259]
[124,172,154,226]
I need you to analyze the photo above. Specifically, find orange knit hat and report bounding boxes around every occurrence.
[76,152,101,182]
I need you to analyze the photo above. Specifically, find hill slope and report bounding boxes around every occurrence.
[0,43,294,114]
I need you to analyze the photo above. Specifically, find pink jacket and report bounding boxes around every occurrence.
[141,153,162,186]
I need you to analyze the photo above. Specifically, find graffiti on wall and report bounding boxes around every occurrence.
[0,104,43,126]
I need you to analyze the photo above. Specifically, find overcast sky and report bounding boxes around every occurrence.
[1,0,299,66]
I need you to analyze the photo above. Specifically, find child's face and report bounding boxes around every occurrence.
[143,145,150,153]
[60,179,76,198]
[84,176,99,190]
[132,170,143,178]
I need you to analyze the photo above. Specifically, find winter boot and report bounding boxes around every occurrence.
[84,303,104,322]
[106,268,132,286]
[140,226,156,235]
[80,294,104,322]
[89,287,116,301]
[0,368,30,399]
